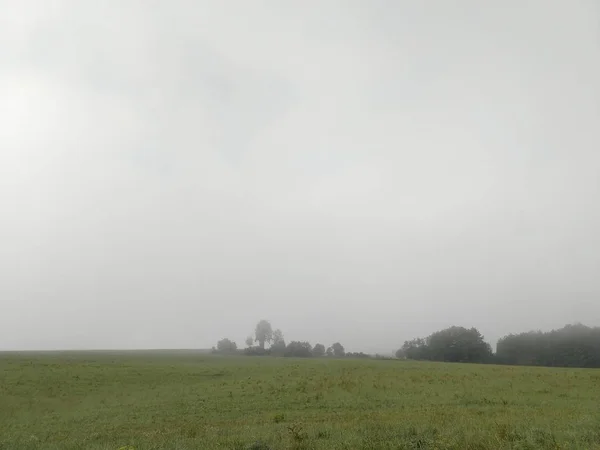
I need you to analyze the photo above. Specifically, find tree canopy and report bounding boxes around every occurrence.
[331,342,345,357]
[216,338,237,353]
[270,329,286,355]
[401,327,492,363]
[496,323,600,368]
[284,341,313,357]
[254,320,273,349]
[312,343,325,357]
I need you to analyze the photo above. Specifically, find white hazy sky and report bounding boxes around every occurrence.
[1,1,599,353]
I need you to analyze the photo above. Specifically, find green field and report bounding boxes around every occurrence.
[1,352,599,449]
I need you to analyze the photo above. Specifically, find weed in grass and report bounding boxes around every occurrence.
[272,413,286,424]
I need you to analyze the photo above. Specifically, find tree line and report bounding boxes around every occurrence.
[495,323,600,368]
[397,323,600,368]
[214,320,600,368]
[214,320,377,359]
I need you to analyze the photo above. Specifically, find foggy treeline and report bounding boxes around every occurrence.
[214,320,375,359]
[400,323,600,368]
[215,321,600,369]
[495,323,600,368]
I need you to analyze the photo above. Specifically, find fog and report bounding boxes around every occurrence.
[1,1,599,353]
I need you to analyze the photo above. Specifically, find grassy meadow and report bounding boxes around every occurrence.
[1,352,599,449]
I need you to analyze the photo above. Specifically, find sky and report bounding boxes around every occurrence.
[1,1,599,353]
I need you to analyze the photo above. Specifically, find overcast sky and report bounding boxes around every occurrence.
[1,1,599,353]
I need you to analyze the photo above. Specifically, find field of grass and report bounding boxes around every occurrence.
[1,352,600,449]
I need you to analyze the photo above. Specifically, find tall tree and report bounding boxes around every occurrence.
[254,320,273,349]
[272,329,285,347]
[270,329,286,355]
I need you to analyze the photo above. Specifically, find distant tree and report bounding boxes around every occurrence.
[255,320,273,349]
[270,329,286,356]
[395,348,406,359]
[402,337,430,360]
[402,327,492,363]
[496,323,600,368]
[272,329,285,346]
[244,347,270,356]
[245,336,254,348]
[427,326,492,363]
[285,341,313,357]
[347,351,370,358]
[326,347,334,357]
[331,342,345,357]
[216,338,237,353]
[312,343,325,357]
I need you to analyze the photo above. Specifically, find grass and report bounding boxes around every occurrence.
[1,352,600,449]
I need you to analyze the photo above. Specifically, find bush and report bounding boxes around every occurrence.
[244,347,270,356]
[346,352,371,359]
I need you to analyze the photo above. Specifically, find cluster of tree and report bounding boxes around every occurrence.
[397,326,493,363]
[495,323,600,368]
[215,338,237,353]
[216,320,600,368]
[396,323,600,368]
[214,320,350,358]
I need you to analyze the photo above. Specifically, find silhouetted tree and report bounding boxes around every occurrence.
[401,338,430,360]
[395,348,406,359]
[270,329,286,356]
[216,338,237,353]
[312,343,325,357]
[272,329,285,346]
[331,342,345,357]
[400,327,492,363]
[255,320,273,349]
[427,326,492,363]
[284,341,313,357]
[245,336,254,348]
[326,347,334,357]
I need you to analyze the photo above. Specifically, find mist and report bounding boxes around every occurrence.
[1,1,599,353]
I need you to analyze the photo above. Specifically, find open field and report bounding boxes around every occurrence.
[1,352,599,449]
